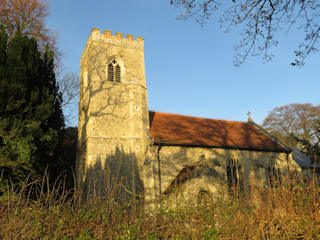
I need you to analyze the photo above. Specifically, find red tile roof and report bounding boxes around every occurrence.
[149,111,287,152]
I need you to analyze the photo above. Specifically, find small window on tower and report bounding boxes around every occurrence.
[107,59,121,82]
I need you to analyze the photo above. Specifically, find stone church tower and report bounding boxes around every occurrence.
[77,28,150,200]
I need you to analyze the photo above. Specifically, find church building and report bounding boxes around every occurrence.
[77,28,300,206]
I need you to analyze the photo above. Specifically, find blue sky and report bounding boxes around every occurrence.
[46,0,320,126]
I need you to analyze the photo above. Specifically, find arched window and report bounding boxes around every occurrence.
[267,159,281,187]
[226,158,244,194]
[107,59,121,82]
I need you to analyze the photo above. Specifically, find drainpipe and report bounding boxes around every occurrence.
[286,152,291,180]
[157,143,162,197]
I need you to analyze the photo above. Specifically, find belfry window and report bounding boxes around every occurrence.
[107,59,121,82]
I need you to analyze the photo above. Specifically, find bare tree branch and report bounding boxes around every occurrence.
[58,71,80,126]
[59,71,80,107]
[170,0,320,66]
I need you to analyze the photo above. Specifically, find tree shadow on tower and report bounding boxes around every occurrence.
[80,147,144,204]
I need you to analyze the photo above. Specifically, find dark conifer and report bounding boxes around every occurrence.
[0,27,64,184]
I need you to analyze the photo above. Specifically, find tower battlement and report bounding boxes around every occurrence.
[81,28,144,63]
[90,28,144,42]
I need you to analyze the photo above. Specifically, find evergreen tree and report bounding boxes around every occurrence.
[0,26,64,184]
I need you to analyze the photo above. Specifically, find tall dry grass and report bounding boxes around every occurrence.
[1,172,320,239]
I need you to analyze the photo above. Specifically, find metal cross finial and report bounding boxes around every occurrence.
[247,111,252,121]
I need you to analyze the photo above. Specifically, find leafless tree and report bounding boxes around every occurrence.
[0,0,59,59]
[170,0,320,66]
[262,103,320,147]
[59,71,80,107]
[58,71,80,126]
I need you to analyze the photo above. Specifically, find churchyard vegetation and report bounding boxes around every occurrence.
[1,171,320,239]
[0,26,66,187]
[0,0,80,123]
[0,22,77,192]
[0,0,56,56]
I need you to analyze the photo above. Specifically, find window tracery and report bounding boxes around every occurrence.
[226,158,244,194]
[107,59,121,82]
[267,158,281,187]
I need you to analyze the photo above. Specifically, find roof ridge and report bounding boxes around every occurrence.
[149,110,247,124]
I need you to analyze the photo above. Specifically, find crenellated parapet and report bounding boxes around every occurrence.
[81,28,144,64]
[89,28,144,47]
